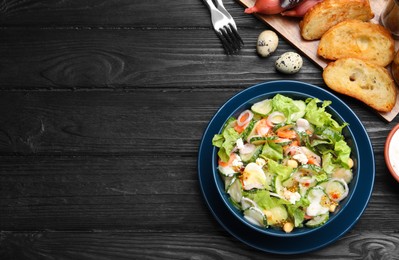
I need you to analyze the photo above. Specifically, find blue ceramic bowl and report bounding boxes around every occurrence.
[198,80,374,252]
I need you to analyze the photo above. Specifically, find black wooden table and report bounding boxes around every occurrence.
[1,1,399,259]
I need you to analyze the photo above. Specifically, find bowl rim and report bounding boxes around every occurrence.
[384,123,399,182]
[210,80,361,237]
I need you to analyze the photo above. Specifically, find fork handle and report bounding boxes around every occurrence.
[213,0,237,29]
[202,0,218,11]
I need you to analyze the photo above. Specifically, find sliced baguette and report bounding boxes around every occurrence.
[318,20,395,67]
[392,50,399,85]
[323,58,397,112]
[300,0,374,40]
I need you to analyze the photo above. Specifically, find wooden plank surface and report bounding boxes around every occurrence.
[1,0,399,259]
[1,231,399,259]
[237,0,399,122]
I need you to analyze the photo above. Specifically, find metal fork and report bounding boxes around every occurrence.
[203,0,244,54]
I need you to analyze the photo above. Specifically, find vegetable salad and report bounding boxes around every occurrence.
[212,94,354,233]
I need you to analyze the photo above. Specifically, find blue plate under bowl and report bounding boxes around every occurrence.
[198,80,374,254]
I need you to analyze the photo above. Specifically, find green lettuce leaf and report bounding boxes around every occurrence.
[244,189,282,210]
[267,159,293,180]
[271,94,300,123]
[305,98,345,131]
[212,127,240,163]
[334,140,351,168]
[260,141,283,161]
[286,197,309,227]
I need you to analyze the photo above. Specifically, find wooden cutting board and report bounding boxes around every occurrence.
[237,0,399,122]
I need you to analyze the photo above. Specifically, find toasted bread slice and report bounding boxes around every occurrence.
[323,58,396,112]
[392,50,399,85]
[300,0,374,40]
[318,20,395,67]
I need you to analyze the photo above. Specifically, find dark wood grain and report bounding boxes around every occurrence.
[0,1,247,27]
[1,230,399,259]
[0,28,325,90]
[1,0,399,259]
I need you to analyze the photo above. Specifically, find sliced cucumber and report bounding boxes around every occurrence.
[306,186,327,202]
[240,145,262,163]
[265,205,288,226]
[316,180,329,190]
[264,170,274,191]
[223,175,235,191]
[274,138,292,146]
[241,120,257,141]
[227,178,242,204]
[282,176,297,189]
[274,176,285,197]
[292,170,317,196]
[305,186,330,216]
[325,179,348,202]
[298,164,323,176]
[249,136,270,145]
[251,99,273,116]
[241,197,258,211]
[305,213,329,228]
[244,207,266,227]
[290,100,307,122]
[299,183,313,197]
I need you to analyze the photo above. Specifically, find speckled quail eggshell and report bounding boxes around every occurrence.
[275,52,303,74]
[256,30,279,57]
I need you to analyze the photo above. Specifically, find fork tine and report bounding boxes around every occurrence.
[224,24,243,50]
[216,32,234,55]
[213,0,244,48]
[216,30,235,54]
[202,0,243,54]
[228,24,244,46]
[223,25,241,51]
[219,29,236,53]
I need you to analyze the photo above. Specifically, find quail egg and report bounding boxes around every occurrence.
[275,52,303,74]
[256,30,279,57]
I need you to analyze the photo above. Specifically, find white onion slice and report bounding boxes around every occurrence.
[267,111,286,126]
[237,110,254,127]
